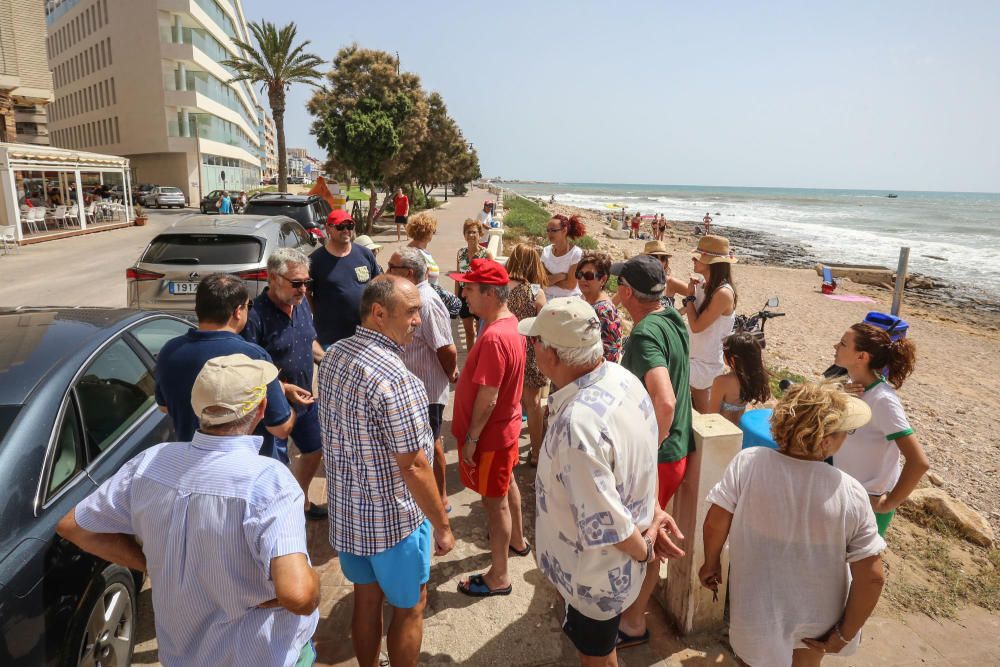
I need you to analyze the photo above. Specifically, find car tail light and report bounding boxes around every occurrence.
[235,269,268,281]
[126,267,164,281]
[308,227,325,239]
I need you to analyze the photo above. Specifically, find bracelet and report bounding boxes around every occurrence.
[834,624,851,643]
[642,535,654,563]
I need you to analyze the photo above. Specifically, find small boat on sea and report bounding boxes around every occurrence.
[886,194,898,198]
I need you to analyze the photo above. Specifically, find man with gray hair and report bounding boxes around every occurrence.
[388,247,459,511]
[519,298,685,664]
[610,254,694,648]
[242,247,328,519]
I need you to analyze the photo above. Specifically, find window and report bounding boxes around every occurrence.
[113,116,120,143]
[76,339,155,457]
[141,234,264,265]
[47,400,84,498]
[129,318,192,359]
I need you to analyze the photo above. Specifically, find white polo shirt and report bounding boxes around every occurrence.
[832,379,914,496]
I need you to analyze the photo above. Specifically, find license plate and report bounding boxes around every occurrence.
[168,282,199,295]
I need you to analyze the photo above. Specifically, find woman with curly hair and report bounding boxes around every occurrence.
[541,214,586,300]
[832,323,928,536]
[576,252,623,363]
[406,212,440,285]
[700,382,886,666]
[505,243,549,465]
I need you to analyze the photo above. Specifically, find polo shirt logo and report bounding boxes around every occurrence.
[355,266,371,282]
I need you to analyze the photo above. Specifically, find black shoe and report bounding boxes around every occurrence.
[304,503,328,520]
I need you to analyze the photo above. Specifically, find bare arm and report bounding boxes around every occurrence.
[879,434,929,512]
[549,261,580,291]
[268,553,320,615]
[435,343,459,382]
[684,287,734,334]
[460,384,500,465]
[395,449,454,554]
[56,509,146,572]
[707,375,727,415]
[265,410,296,440]
[312,340,325,365]
[644,366,677,443]
[698,503,734,591]
[803,553,886,653]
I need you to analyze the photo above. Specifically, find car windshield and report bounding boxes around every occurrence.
[141,234,264,265]
[245,202,311,226]
[0,405,22,443]
[160,188,182,194]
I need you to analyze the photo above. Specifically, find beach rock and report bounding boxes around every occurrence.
[905,488,995,547]
[927,472,945,487]
[605,227,630,240]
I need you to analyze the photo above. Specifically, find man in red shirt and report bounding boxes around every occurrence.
[393,186,409,242]
[448,259,528,598]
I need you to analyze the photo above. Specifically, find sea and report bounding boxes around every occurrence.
[501,182,1000,301]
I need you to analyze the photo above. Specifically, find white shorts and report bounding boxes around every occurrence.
[689,358,724,391]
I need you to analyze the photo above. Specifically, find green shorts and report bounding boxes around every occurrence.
[875,509,895,537]
[295,640,316,667]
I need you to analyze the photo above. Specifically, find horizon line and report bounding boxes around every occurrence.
[488,180,1000,196]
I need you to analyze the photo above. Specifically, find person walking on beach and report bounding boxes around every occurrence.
[317,275,455,667]
[576,252,623,363]
[455,219,494,349]
[58,354,321,667]
[832,323,929,536]
[390,248,459,513]
[611,255,694,648]
[447,259,529,598]
[700,382,886,666]
[683,235,738,413]
[702,212,712,235]
[394,186,409,242]
[630,212,642,239]
[541,214,586,299]
[520,298,686,666]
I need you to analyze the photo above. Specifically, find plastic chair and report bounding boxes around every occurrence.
[31,207,50,232]
[0,224,17,254]
[85,202,97,225]
[66,204,80,227]
[20,207,38,235]
[50,205,68,228]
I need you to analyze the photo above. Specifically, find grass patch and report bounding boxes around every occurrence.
[502,194,551,237]
[247,185,278,196]
[576,235,599,250]
[767,367,806,398]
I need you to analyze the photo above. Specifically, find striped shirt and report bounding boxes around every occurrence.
[318,326,433,556]
[401,280,454,406]
[73,433,316,667]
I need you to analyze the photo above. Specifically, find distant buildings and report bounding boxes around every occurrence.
[0,0,55,145]
[286,147,322,182]
[45,0,263,201]
[256,103,276,180]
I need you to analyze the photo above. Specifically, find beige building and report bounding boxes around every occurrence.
[45,0,262,203]
[0,0,56,145]
[256,102,276,180]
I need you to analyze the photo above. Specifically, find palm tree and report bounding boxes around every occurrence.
[222,21,324,192]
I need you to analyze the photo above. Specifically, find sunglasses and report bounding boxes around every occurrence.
[546,226,564,233]
[280,275,313,289]
[327,222,355,231]
[575,270,604,281]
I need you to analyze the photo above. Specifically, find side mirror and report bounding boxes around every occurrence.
[767,297,779,308]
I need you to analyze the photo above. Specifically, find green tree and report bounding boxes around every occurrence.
[408,92,465,201]
[222,21,324,192]
[449,141,482,194]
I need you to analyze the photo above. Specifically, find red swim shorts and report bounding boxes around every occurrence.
[460,444,519,498]
[657,457,688,508]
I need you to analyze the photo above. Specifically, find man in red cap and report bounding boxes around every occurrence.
[308,210,383,348]
[447,258,529,597]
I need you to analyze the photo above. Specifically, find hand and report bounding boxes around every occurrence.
[651,510,686,560]
[284,384,315,406]
[843,381,865,397]
[870,493,892,514]
[698,560,722,591]
[257,597,281,609]
[802,626,851,655]
[449,369,460,384]
[433,525,455,556]
[461,438,477,467]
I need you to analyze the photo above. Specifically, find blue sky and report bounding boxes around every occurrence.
[243,0,1000,192]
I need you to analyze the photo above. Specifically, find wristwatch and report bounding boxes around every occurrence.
[682,295,697,306]
[465,434,480,444]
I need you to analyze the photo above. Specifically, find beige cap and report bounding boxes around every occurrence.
[517,297,601,348]
[832,395,872,433]
[191,354,279,426]
[354,234,381,252]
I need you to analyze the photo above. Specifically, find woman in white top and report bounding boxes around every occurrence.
[701,382,886,667]
[682,235,737,413]
[832,322,928,536]
[540,214,585,300]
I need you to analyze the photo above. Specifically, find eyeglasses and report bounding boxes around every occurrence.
[846,428,857,435]
[575,270,604,281]
[387,263,409,272]
[240,299,253,311]
[280,275,313,289]
[527,335,540,345]
[546,225,564,233]
[327,222,355,231]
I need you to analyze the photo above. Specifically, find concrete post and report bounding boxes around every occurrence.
[74,170,86,230]
[659,412,743,635]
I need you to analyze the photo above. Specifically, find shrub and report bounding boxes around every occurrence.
[576,235,599,250]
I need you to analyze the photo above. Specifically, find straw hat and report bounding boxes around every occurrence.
[692,235,738,264]
[643,240,672,257]
[354,235,382,253]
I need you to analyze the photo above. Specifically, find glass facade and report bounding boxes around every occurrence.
[168,112,258,154]
[193,0,240,42]
[166,68,257,131]
[201,154,259,193]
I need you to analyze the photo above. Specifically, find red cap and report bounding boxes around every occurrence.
[448,258,509,286]
[483,199,493,205]
[326,209,353,226]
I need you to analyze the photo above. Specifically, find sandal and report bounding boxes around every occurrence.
[457,573,512,597]
[615,628,650,650]
[509,541,531,557]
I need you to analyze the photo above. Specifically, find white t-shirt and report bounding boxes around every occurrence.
[707,447,885,667]
[833,379,913,496]
[400,280,453,405]
[541,244,583,299]
[476,209,492,227]
[535,362,658,621]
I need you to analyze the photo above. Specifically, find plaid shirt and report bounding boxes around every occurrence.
[318,326,433,556]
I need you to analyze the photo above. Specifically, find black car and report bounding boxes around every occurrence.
[199,189,226,214]
[244,192,331,240]
[0,308,193,666]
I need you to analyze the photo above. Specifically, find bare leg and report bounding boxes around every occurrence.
[292,450,323,511]
[791,647,824,666]
[507,476,527,552]
[461,317,476,351]
[386,586,428,667]
[521,385,543,463]
[352,583,385,667]
[580,649,618,667]
[480,495,511,590]
[691,386,711,414]
[433,437,449,508]
[619,560,660,638]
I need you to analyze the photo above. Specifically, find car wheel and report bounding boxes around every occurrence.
[200,205,206,214]
[64,565,137,667]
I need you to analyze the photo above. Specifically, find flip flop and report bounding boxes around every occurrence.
[458,573,512,597]
[509,541,531,557]
[616,628,650,650]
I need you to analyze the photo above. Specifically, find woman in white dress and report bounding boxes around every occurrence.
[700,382,887,667]
[540,214,586,300]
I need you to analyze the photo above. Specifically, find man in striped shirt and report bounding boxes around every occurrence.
[389,247,459,512]
[318,274,455,667]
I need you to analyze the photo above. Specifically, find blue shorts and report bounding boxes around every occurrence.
[264,403,322,464]
[339,520,431,608]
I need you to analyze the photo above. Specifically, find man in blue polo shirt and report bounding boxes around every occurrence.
[308,209,382,348]
[156,273,295,451]
[242,248,328,520]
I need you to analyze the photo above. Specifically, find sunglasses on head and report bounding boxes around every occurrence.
[575,270,604,281]
[327,222,355,231]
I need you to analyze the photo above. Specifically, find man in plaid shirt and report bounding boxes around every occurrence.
[318,275,454,667]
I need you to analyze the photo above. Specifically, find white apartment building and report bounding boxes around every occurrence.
[45,0,262,202]
[1,0,55,145]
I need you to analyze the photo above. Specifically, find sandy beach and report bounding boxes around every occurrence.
[536,200,1000,533]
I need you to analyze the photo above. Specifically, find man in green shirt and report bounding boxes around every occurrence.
[612,254,694,648]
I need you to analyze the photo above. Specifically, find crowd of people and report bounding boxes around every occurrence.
[54,204,929,667]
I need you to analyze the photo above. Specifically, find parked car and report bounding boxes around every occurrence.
[0,307,193,667]
[199,189,226,214]
[244,192,331,240]
[126,214,317,311]
[141,186,187,209]
[132,183,157,201]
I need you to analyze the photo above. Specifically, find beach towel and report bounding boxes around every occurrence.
[823,294,876,303]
